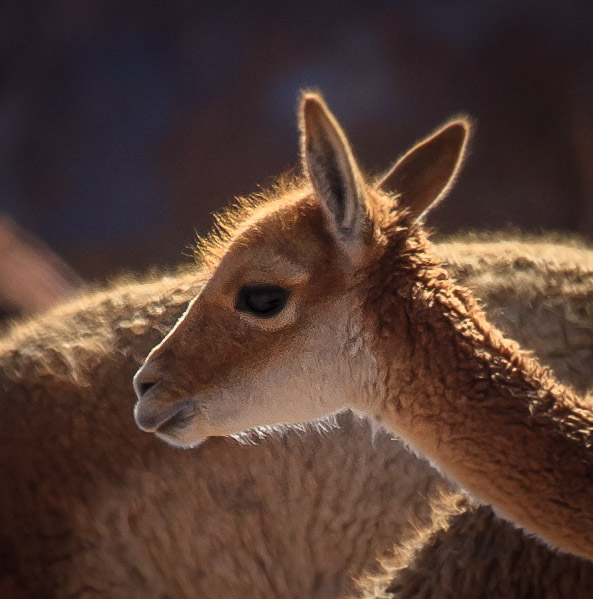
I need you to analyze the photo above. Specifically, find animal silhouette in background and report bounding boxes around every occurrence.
[134,92,593,560]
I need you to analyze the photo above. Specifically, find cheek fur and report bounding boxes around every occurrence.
[185,299,377,436]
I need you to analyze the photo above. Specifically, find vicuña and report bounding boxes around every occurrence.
[134,93,593,559]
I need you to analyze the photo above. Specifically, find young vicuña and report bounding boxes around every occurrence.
[134,92,593,559]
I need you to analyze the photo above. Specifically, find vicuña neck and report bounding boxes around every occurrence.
[367,227,593,558]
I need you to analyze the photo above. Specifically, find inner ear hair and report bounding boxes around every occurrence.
[300,92,366,242]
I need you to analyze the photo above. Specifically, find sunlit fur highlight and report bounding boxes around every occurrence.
[193,175,310,272]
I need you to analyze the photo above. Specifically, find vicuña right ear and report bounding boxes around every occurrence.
[377,119,471,221]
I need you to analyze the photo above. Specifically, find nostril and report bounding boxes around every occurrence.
[133,367,159,398]
[133,363,162,398]
[138,380,157,397]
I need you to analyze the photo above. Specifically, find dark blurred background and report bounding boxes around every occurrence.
[2,1,593,318]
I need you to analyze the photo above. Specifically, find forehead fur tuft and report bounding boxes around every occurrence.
[192,174,310,270]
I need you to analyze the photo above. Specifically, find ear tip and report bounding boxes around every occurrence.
[443,117,473,146]
[300,89,323,102]
[299,90,328,120]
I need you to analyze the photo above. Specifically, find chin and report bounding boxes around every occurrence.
[155,428,206,449]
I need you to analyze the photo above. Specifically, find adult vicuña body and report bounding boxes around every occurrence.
[134,93,593,559]
[4,235,593,597]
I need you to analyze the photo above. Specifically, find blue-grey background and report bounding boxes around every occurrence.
[2,1,593,282]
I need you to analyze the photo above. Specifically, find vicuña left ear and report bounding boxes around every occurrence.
[300,92,367,252]
[377,118,471,221]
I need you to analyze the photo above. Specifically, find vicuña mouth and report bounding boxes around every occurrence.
[135,396,196,434]
[155,398,196,436]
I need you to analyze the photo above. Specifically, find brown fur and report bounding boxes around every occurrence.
[134,93,593,562]
[3,235,593,596]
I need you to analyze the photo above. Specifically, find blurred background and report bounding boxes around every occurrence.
[1,1,593,321]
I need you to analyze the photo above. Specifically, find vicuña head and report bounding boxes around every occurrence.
[134,92,593,559]
[133,92,468,446]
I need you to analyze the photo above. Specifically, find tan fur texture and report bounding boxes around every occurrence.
[3,235,593,596]
[134,93,593,561]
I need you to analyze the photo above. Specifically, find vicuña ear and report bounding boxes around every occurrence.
[377,119,470,221]
[300,92,367,249]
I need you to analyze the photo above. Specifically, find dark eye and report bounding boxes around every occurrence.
[235,285,290,318]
